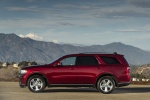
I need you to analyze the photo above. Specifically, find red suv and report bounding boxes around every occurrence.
[19,52,130,94]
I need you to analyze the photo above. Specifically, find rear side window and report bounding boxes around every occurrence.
[77,56,98,66]
[100,56,121,64]
[122,56,129,65]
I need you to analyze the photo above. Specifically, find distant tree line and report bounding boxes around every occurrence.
[0,61,38,68]
[18,61,38,67]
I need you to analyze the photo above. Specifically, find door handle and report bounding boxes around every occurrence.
[70,68,75,70]
[96,67,101,69]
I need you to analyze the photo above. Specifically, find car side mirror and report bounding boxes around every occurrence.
[54,62,62,67]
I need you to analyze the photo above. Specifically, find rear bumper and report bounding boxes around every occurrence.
[117,81,131,87]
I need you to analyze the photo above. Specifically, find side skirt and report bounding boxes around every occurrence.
[48,84,95,88]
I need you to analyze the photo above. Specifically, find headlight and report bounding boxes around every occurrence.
[20,70,27,75]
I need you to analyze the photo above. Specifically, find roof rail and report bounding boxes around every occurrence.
[80,52,118,54]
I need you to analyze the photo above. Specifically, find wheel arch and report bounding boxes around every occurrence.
[95,73,118,87]
[26,73,48,86]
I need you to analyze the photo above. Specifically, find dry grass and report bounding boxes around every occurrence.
[0,78,19,82]
[0,66,19,82]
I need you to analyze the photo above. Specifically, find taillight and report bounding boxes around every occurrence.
[127,66,130,74]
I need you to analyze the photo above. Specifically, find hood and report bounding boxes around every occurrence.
[22,64,48,69]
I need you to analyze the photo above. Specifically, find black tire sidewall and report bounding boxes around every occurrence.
[97,76,115,94]
[27,75,46,93]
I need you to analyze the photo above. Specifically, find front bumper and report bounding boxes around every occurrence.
[19,83,26,88]
[18,74,27,88]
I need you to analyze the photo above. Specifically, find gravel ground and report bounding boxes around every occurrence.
[0,82,150,100]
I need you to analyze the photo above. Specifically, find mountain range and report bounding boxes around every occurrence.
[0,33,150,65]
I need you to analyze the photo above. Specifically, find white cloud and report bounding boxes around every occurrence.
[51,39,59,44]
[19,33,43,40]
[6,6,39,12]
[114,29,143,32]
[19,33,60,43]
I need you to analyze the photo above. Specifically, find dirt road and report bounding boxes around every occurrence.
[0,82,150,100]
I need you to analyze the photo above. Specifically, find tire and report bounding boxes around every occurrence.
[97,76,115,94]
[27,75,46,93]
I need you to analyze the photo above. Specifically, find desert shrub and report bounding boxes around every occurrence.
[18,61,28,67]
[0,67,19,80]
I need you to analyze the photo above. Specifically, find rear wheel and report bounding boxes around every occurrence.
[27,75,46,92]
[97,76,115,94]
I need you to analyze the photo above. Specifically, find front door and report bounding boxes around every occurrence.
[49,56,76,84]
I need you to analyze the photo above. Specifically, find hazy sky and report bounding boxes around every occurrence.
[1,0,150,50]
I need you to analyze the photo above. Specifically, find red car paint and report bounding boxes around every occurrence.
[19,53,130,93]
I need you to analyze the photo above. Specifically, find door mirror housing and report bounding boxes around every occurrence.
[54,62,62,67]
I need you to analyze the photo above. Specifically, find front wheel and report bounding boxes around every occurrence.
[97,76,115,94]
[27,75,46,92]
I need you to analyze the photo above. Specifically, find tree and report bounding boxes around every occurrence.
[31,61,38,65]
[18,61,28,67]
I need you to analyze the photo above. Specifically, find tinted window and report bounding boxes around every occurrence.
[77,56,98,66]
[60,57,76,66]
[100,56,121,64]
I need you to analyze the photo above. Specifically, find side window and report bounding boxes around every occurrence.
[100,56,121,64]
[60,57,76,66]
[77,56,98,66]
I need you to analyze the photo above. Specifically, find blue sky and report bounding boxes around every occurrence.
[1,0,150,50]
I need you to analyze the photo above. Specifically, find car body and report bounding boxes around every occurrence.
[19,52,131,94]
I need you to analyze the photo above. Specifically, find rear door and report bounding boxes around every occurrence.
[75,56,100,84]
